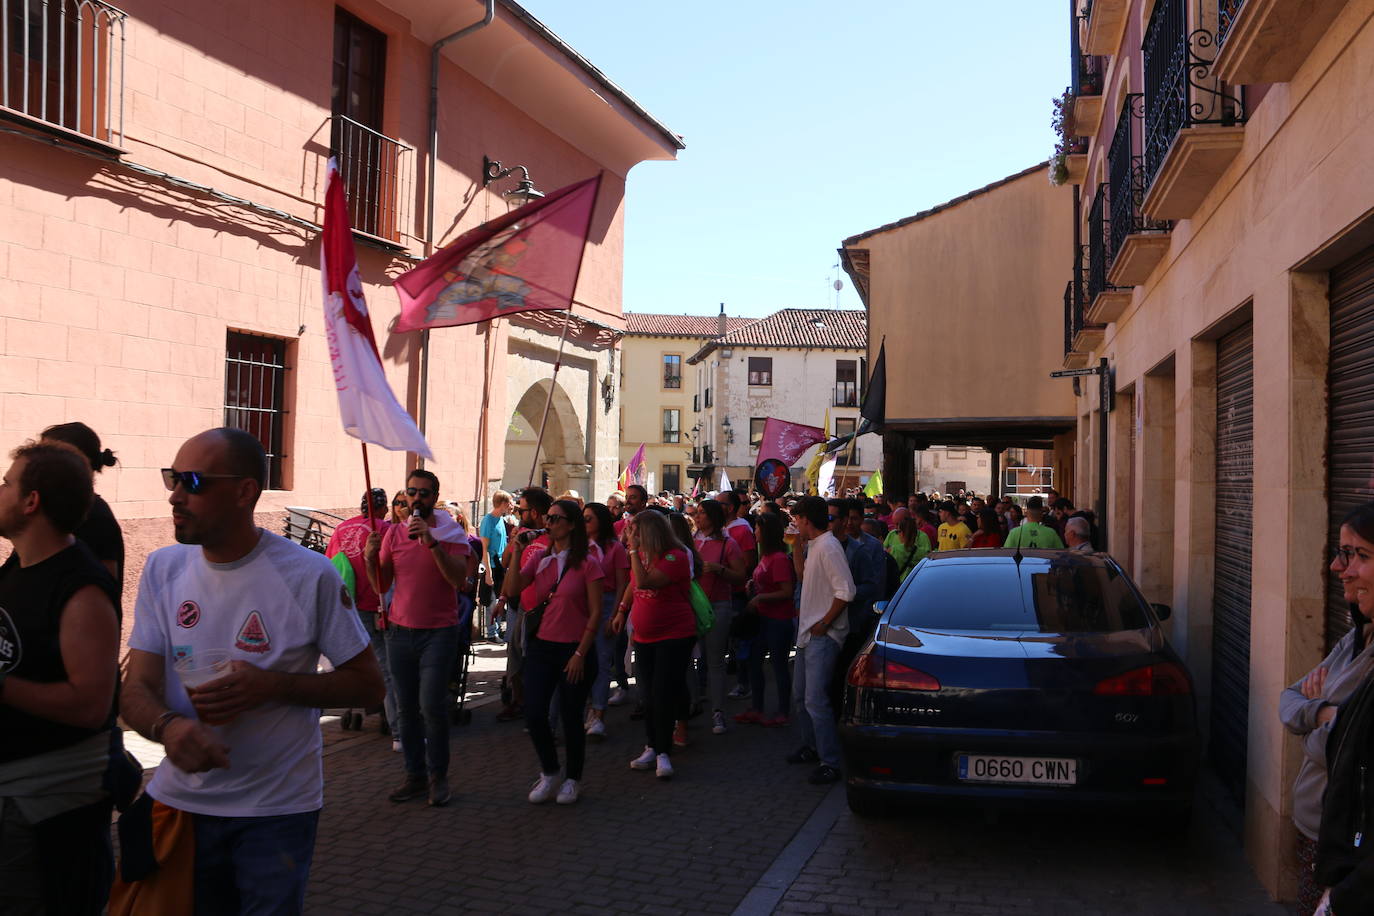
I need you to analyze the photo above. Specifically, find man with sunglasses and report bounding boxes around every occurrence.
[363,469,470,807]
[118,429,383,915]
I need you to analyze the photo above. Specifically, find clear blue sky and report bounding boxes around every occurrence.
[525,2,1070,319]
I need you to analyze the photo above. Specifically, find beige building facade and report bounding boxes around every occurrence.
[1057,0,1374,898]
[841,164,1078,503]
[616,310,751,495]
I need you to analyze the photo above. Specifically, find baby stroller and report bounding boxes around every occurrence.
[448,578,478,726]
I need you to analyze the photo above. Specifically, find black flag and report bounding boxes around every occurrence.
[859,338,886,434]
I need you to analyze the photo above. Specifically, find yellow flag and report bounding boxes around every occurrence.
[804,408,831,494]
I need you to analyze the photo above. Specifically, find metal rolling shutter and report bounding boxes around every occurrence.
[1211,321,1253,803]
[1327,249,1374,649]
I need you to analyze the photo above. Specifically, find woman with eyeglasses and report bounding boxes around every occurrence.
[583,502,629,740]
[1290,504,1374,915]
[611,510,695,779]
[691,500,747,736]
[506,498,603,805]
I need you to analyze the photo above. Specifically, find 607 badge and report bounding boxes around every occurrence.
[0,606,22,674]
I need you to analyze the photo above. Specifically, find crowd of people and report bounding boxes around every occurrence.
[6,423,1374,914]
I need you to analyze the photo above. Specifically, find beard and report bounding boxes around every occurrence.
[172,510,205,545]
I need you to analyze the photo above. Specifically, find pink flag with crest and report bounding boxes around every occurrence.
[755,418,827,468]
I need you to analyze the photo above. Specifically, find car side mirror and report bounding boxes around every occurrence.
[1151,602,1171,621]
[873,600,888,616]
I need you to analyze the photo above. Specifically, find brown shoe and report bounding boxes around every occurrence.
[427,774,451,807]
[388,774,426,803]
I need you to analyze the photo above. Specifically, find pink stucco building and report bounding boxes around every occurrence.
[0,0,680,567]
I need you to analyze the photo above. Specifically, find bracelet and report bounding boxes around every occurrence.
[150,710,182,743]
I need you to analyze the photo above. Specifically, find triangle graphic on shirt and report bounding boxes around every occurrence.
[235,610,271,654]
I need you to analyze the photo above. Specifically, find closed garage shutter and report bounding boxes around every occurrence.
[1211,321,1253,803]
[1327,249,1374,650]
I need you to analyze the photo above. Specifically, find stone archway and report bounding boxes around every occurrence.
[503,378,589,497]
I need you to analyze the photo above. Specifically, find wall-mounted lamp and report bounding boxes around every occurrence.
[601,374,614,412]
[720,348,733,358]
[483,156,545,210]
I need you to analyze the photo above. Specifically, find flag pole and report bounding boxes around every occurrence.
[361,442,377,534]
[527,310,573,488]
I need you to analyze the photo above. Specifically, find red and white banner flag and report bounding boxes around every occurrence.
[756,417,827,468]
[394,175,602,331]
[321,158,432,459]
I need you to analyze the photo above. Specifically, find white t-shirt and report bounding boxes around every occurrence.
[129,530,370,817]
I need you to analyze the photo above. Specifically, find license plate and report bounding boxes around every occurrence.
[957,754,1078,786]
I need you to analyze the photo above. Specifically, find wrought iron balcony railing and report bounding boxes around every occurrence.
[693,394,700,413]
[1,0,128,145]
[1107,94,1172,266]
[704,388,713,408]
[1087,187,1112,303]
[1142,0,1246,188]
[1064,281,1076,356]
[1217,0,1246,49]
[1063,244,1096,355]
[834,382,858,408]
[330,115,414,244]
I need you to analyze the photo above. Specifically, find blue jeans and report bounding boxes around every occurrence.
[386,623,459,778]
[358,611,396,728]
[750,615,796,716]
[590,594,617,710]
[192,810,320,915]
[792,635,842,768]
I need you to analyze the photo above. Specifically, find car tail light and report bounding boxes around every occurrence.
[847,650,940,691]
[1093,662,1191,696]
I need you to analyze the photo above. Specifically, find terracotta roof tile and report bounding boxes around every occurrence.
[625,313,754,337]
[687,308,867,362]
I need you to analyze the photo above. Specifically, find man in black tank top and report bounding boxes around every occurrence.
[0,441,121,915]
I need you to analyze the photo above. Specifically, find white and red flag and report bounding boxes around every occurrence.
[755,418,827,468]
[321,158,432,459]
[394,174,602,331]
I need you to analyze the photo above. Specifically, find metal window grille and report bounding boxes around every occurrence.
[330,114,413,244]
[2,0,127,144]
[224,330,288,490]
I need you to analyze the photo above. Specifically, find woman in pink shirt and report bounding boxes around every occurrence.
[691,499,746,736]
[583,502,630,739]
[509,498,603,805]
[736,512,797,727]
[611,510,695,779]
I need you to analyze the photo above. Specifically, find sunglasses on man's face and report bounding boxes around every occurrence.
[161,468,243,495]
[405,487,434,498]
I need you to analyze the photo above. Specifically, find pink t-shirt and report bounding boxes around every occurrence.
[693,533,742,603]
[751,551,797,620]
[520,548,604,643]
[596,538,630,599]
[630,549,696,643]
[724,519,757,593]
[326,515,391,612]
[380,522,470,628]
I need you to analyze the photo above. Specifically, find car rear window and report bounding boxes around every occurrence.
[890,559,1152,633]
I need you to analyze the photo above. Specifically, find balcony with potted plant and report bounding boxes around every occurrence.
[1049,90,1090,187]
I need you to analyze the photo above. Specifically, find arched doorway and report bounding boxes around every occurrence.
[503,379,589,497]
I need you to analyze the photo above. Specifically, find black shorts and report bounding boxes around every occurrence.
[478,557,505,605]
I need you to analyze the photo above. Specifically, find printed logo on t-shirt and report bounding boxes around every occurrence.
[340,584,353,610]
[235,610,271,653]
[172,645,192,663]
[0,606,21,673]
[176,600,201,628]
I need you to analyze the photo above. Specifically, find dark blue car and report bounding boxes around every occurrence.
[839,549,1198,819]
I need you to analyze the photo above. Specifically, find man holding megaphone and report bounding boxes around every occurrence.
[364,469,470,808]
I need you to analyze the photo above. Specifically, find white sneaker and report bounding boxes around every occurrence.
[528,772,559,804]
[630,746,656,770]
[391,740,401,752]
[727,684,750,699]
[586,718,607,740]
[655,753,674,779]
[556,778,580,805]
[607,687,628,706]
[712,710,727,735]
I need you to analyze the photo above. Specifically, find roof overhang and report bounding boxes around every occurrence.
[838,247,870,308]
[882,417,1076,452]
[390,0,684,174]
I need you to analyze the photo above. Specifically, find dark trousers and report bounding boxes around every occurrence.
[1,796,114,915]
[749,615,796,716]
[635,636,696,754]
[192,809,320,916]
[829,611,878,718]
[523,636,597,780]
